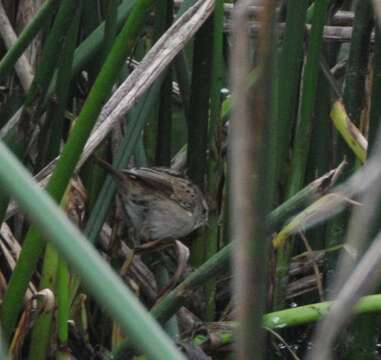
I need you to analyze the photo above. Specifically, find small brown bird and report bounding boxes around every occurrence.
[98,160,208,243]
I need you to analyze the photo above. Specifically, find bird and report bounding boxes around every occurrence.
[96,159,209,244]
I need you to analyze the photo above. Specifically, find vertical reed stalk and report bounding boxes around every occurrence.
[230,0,276,358]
